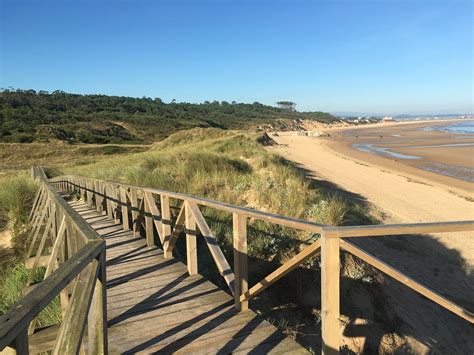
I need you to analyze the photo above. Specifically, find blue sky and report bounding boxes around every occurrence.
[1,0,472,114]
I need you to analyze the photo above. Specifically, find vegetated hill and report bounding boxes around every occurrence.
[0,89,337,144]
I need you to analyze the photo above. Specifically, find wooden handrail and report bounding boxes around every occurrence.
[324,220,474,238]
[56,175,326,233]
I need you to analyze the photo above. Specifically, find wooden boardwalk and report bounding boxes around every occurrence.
[70,199,308,354]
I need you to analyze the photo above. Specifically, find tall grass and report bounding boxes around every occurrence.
[60,128,373,263]
[0,173,38,231]
[0,264,62,327]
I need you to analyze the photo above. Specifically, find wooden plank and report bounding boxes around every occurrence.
[120,187,130,231]
[324,220,474,238]
[321,232,340,355]
[106,183,114,220]
[28,186,44,221]
[27,211,55,286]
[161,195,172,258]
[144,191,164,244]
[27,200,49,258]
[233,213,248,311]
[185,201,198,275]
[129,188,140,236]
[44,216,67,278]
[144,191,154,247]
[187,201,235,295]
[241,239,321,302]
[88,252,108,355]
[12,328,29,354]
[53,259,100,355]
[163,202,185,257]
[340,239,474,323]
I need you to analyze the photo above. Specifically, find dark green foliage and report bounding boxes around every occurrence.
[0,89,337,143]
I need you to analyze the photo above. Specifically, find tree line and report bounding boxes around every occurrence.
[0,89,336,143]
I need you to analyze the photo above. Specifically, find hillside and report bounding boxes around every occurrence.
[0,89,337,143]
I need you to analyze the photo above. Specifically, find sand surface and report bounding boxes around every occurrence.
[270,121,474,264]
[270,120,474,352]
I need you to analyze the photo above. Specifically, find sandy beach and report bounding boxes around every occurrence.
[269,120,474,261]
[269,119,474,352]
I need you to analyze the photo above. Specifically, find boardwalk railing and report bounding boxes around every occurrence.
[0,167,107,354]
[53,174,473,354]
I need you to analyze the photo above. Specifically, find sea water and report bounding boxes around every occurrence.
[425,120,474,134]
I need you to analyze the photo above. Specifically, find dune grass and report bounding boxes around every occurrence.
[0,173,61,327]
[60,128,374,262]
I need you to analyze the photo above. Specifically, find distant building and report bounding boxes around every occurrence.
[382,116,394,122]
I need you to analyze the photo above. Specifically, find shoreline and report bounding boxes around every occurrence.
[269,123,474,265]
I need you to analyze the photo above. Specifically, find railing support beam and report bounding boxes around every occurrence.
[321,231,340,355]
[233,214,248,311]
[185,202,198,275]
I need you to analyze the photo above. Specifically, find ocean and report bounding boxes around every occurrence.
[426,120,474,134]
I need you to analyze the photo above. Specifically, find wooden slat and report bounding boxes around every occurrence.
[163,202,185,256]
[120,187,130,231]
[144,191,163,244]
[233,213,248,311]
[27,210,56,285]
[185,201,198,275]
[321,232,340,355]
[187,201,235,296]
[241,239,322,302]
[53,258,100,355]
[340,239,474,323]
[45,216,67,278]
[325,220,474,238]
[161,195,172,258]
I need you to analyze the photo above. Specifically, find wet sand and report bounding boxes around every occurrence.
[333,120,474,188]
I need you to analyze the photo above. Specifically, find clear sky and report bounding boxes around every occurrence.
[1,0,473,114]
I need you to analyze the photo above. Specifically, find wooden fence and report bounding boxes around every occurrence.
[0,167,107,354]
[55,174,473,354]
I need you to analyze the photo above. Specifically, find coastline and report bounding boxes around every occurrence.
[269,120,474,263]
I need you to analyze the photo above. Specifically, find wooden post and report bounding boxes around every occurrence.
[130,189,140,237]
[112,185,120,223]
[106,184,114,220]
[87,251,108,355]
[161,195,172,258]
[120,187,129,230]
[321,231,340,355]
[233,213,248,311]
[185,201,197,275]
[144,191,154,247]
[12,328,28,355]
[94,181,101,212]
